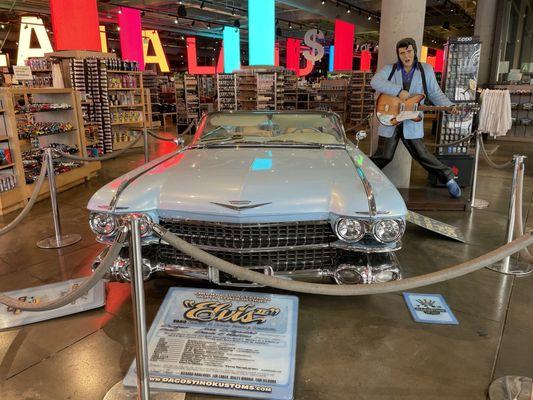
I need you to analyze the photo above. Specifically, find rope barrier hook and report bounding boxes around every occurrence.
[36,148,82,249]
[487,155,533,276]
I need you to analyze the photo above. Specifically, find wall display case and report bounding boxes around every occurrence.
[175,74,200,125]
[437,37,481,156]
[277,72,298,110]
[256,72,276,111]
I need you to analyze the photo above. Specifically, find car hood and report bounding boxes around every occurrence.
[88,146,406,222]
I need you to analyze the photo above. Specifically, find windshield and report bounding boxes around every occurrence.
[197,112,345,145]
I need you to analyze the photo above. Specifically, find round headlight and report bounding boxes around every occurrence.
[89,213,117,236]
[336,218,365,241]
[138,214,153,237]
[373,220,402,243]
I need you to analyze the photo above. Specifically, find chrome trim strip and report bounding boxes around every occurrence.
[346,151,377,218]
[109,148,188,212]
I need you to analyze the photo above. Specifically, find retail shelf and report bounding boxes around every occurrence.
[0,136,9,142]
[109,104,143,108]
[0,163,14,170]
[107,70,141,74]
[111,121,143,126]
[113,139,144,150]
[0,109,5,113]
[108,88,141,91]
[15,108,73,115]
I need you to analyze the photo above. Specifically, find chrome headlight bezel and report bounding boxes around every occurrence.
[334,218,366,242]
[372,219,404,244]
[89,212,118,237]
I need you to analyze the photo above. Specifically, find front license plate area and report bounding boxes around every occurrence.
[210,266,273,287]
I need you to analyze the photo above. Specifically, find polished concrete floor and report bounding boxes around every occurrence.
[0,133,532,400]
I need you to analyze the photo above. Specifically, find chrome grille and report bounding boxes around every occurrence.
[154,244,338,272]
[159,219,337,249]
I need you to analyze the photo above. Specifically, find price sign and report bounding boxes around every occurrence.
[13,65,33,81]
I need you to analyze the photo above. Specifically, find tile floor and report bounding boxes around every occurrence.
[0,132,532,400]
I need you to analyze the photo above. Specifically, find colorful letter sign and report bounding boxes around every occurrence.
[49,0,101,51]
[118,7,144,70]
[100,25,108,53]
[360,50,371,71]
[248,0,275,66]
[186,37,223,75]
[142,30,170,73]
[333,19,355,71]
[16,17,53,66]
[223,27,240,73]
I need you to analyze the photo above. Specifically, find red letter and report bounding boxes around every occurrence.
[50,0,101,51]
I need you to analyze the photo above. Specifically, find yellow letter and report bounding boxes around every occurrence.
[142,30,170,73]
[100,25,108,53]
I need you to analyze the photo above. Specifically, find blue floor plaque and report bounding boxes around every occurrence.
[403,292,459,325]
[124,287,299,399]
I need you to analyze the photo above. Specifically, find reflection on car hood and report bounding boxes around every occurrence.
[88,147,406,222]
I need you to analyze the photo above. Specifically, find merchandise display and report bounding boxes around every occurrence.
[237,73,257,111]
[175,73,200,123]
[69,58,113,153]
[22,146,82,183]
[26,58,54,88]
[15,103,72,114]
[437,37,480,156]
[17,121,75,138]
[216,73,237,111]
[348,71,374,126]
[494,85,533,140]
[0,173,16,192]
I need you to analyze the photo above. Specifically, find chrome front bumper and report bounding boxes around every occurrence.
[93,247,401,287]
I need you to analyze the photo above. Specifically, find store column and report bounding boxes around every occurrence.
[474,0,499,84]
[375,0,426,188]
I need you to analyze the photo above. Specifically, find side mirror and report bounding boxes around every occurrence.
[355,130,367,148]
[174,137,185,147]
[356,130,367,141]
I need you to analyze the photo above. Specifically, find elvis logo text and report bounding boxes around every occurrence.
[182,300,281,324]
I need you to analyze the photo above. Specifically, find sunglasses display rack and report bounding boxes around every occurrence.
[437,36,481,156]
[216,74,237,111]
[0,87,100,215]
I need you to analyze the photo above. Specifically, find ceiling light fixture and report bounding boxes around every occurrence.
[234,19,240,28]
[200,1,205,9]
[367,15,371,20]
[347,7,351,13]
[116,26,120,31]
[289,22,293,29]
[174,18,178,24]
[321,0,326,4]
[118,8,122,14]
[207,23,211,29]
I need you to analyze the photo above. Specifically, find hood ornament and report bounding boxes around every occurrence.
[211,201,272,211]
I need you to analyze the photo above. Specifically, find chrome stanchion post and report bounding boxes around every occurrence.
[37,148,82,249]
[143,128,149,163]
[103,220,184,399]
[470,132,489,209]
[130,217,150,400]
[487,155,533,276]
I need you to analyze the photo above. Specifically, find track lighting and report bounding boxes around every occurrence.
[116,26,120,31]
[200,1,205,9]
[207,23,211,29]
[1,24,4,29]
[321,0,326,4]
[347,7,351,13]
[174,18,178,24]
[232,8,236,16]
[367,15,371,20]
[234,19,240,28]
[289,22,293,29]
[141,10,145,17]
[118,8,122,14]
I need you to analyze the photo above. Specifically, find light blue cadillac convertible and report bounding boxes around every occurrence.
[88,111,407,286]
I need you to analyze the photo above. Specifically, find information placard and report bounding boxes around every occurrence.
[403,292,458,325]
[124,287,299,399]
[12,65,33,81]
[0,278,106,329]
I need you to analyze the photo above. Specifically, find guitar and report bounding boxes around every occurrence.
[375,93,474,126]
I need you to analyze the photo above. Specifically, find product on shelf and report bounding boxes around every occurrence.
[0,148,12,165]
[22,147,82,183]
[15,103,72,114]
[17,121,75,138]
[108,75,138,89]
[348,71,374,126]
[111,110,143,124]
[216,74,237,111]
[0,173,16,193]
[104,59,139,71]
